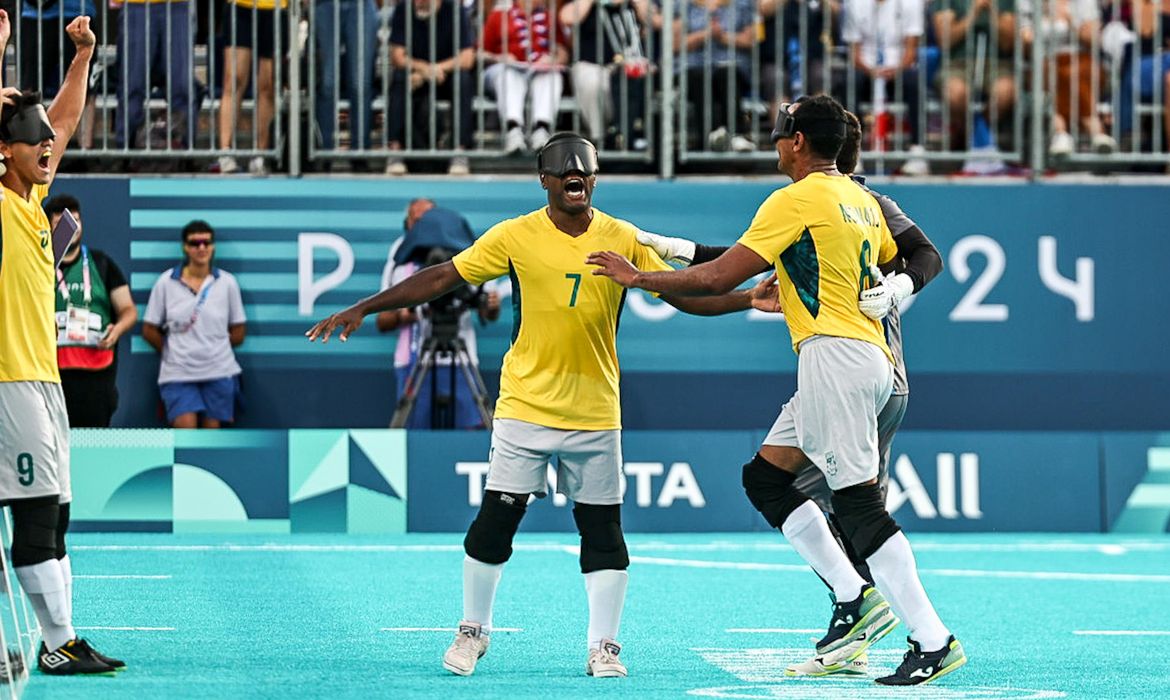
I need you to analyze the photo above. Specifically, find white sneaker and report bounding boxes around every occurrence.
[247,156,269,176]
[504,127,526,154]
[901,144,930,176]
[1049,131,1075,158]
[1091,132,1117,154]
[730,134,756,152]
[447,156,470,176]
[786,648,869,677]
[385,157,408,176]
[529,126,551,151]
[214,155,239,174]
[586,639,627,678]
[443,622,490,676]
[961,145,1008,175]
[706,126,729,151]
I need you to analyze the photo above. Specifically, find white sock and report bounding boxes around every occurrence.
[60,555,73,623]
[584,569,628,649]
[867,532,950,651]
[462,555,504,635]
[15,560,75,651]
[781,500,866,602]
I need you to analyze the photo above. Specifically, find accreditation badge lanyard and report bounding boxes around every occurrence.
[175,276,216,334]
[57,245,93,344]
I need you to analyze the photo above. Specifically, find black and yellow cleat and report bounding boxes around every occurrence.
[875,635,967,686]
[38,640,117,676]
[72,639,126,672]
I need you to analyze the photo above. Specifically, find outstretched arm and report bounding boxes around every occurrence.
[588,244,768,296]
[45,16,95,180]
[663,272,781,316]
[306,261,467,343]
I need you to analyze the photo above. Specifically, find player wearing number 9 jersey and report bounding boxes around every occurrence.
[306,132,774,679]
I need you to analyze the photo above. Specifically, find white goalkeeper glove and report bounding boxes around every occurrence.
[858,266,914,320]
[636,229,696,266]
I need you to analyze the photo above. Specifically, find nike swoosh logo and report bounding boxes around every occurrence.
[910,666,935,679]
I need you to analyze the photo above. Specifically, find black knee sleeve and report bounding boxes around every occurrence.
[742,453,809,529]
[463,491,527,565]
[826,512,874,585]
[572,503,629,573]
[57,502,70,560]
[9,496,61,568]
[831,482,901,560]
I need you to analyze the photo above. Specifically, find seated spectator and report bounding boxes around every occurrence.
[1027,0,1116,158]
[559,0,656,150]
[314,0,377,163]
[385,0,475,175]
[481,0,569,154]
[759,0,841,118]
[933,0,1021,151]
[1111,0,1170,164]
[674,0,757,152]
[112,0,196,150]
[142,221,247,429]
[843,0,929,174]
[46,195,137,428]
[215,0,289,175]
[18,0,98,147]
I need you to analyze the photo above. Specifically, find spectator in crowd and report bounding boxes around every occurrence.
[112,0,196,150]
[377,198,500,429]
[18,0,98,147]
[481,0,569,154]
[215,0,288,175]
[1024,0,1116,158]
[559,0,656,151]
[842,0,930,175]
[142,220,247,428]
[314,0,377,163]
[933,0,1022,151]
[385,0,475,175]
[759,0,841,119]
[46,195,137,428]
[674,0,757,152]
[1109,0,1170,165]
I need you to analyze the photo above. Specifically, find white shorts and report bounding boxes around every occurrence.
[763,336,893,491]
[0,381,72,504]
[486,418,623,506]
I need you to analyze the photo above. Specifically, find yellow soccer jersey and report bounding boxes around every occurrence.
[737,173,898,361]
[453,207,671,430]
[0,183,58,383]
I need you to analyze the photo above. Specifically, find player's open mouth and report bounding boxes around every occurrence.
[564,177,586,199]
[38,150,51,170]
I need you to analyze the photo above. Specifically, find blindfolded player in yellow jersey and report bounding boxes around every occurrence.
[308,133,777,679]
[589,95,967,687]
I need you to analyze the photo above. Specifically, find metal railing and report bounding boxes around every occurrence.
[3,0,1167,176]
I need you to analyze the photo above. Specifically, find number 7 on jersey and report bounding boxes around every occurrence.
[565,273,582,307]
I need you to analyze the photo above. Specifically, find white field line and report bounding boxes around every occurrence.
[725,628,820,634]
[74,575,171,580]
[381,632,524,636]
[71,541,1170,554]
[1073,630,1170,636]
[627,555,1170,583]
[75,632,174,636]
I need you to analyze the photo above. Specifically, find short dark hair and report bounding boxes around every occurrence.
[43,193,81,219]
[836,111,863,175]
[794,94,848,161]
[0,91,44,143]
[182,219,215,242]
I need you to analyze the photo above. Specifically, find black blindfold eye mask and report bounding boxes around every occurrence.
[537,138,599,178]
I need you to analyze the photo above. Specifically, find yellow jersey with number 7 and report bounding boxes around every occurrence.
[453,207,671,430]
[737,172,899,362]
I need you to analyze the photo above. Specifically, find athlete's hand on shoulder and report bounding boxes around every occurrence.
[65,16,96,49]
[306,307,365,343]
[586,250,640,288]
[749,273,782,313]
[635,229,696,266]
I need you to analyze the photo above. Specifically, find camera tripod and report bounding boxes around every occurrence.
[389,330,494,429]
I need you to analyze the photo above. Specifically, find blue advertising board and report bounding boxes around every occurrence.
[51,176,1170,432]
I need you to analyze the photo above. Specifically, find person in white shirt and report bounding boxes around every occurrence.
[842,0,928,174]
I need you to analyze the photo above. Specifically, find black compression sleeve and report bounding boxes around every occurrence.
[692,244,729,265]
[893,225,943,293]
